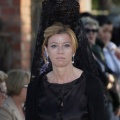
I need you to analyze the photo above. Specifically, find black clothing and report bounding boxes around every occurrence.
[109,84,120,112]
[25,71,106,120]
[39,72,89,120]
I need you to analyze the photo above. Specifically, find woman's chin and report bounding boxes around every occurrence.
[53,62,71,68]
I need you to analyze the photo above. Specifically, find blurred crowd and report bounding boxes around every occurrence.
[0,12,120,120]
[0,70,30,120]
[81,12,120,120]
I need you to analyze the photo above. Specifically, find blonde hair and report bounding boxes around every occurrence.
[42,23,78,63]
[0,71,8,83]
[6,69,30,96]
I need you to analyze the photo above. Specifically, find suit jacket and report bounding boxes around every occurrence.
[92,44,114,74]
[0,97,24,120]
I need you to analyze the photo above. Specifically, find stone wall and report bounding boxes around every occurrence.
[21,0,31,70]
[0,0,31,71]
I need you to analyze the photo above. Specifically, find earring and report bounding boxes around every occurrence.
[46,54,49,64]
[72,54,75,64]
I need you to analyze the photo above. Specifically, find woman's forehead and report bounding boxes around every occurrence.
[48,33,72,43]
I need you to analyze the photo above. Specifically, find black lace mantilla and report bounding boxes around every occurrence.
[31,0,98,80]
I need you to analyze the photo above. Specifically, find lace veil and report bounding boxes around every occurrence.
[31,0,98,81]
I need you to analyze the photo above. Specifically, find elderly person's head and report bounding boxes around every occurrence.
[0,71,7,106]
[6,69,30,103]
[81,17,99,46]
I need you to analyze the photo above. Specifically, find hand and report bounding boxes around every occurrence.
[115,108,120,117]
[107,74,115,83]
[107,82,113,89]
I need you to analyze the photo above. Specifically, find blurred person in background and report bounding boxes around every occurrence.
[81,16,120,120]
[0,69,30,120]
[111,26,120,48]
[0,71,7,107]
[96,15,120,81]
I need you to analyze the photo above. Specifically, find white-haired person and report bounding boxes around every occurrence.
[0,71,7,107]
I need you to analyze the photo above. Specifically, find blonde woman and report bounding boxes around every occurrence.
[26,1,106,120]
[26,23,106,120]
[0,71,7,107]
[0,69,30,120]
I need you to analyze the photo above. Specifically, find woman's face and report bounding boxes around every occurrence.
[84,24,98,46]
[45,33,74,68]
[98,24,113,45]
[0,82,7,106]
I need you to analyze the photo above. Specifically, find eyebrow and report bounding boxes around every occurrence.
[49,42,72,44]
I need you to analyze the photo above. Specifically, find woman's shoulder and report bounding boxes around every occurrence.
[28,73,45,87]
[0,97,17,111]
[84,72,103,92]
[84,72,105,105]
[26,73,45,98]
[85,71,101,83]
[0,98,14,119]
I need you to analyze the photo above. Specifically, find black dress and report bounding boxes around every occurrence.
[38,72,89,120]
[25,71,106,120]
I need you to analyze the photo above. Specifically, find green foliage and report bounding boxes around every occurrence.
[92,0,120,10]
[92,0,100,10]
[112,0,120,5]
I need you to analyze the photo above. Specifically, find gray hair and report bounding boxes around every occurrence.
[0,71,8,83]
[6,69,30,96]
[81,17,99,29]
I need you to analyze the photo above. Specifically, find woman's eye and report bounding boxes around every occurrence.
[64,44,70,47]
[51,45,57,48]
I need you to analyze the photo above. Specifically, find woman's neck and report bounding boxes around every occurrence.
[47,64,82,84]
[12,96,22,108]
[12,96,24,117]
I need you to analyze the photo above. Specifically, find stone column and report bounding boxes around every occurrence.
[20,0,32,70]
[0,0,21,70]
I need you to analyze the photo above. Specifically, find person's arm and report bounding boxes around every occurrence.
[25,74,42,120]
[93,78,106,120]
[87,73,106,120]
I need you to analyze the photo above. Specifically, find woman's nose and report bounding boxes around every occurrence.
[58,46,64,54]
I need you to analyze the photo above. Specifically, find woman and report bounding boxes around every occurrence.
[26,23,106,120]
[0,69,30,120]
[0,71,7,107]
[25,0,106,120]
